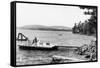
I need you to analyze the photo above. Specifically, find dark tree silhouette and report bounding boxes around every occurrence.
[72,6,97,36]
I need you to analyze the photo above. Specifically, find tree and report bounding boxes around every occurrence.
[72,6,97,35]
[80,6,97,35]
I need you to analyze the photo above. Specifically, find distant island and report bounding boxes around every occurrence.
[18,25,72,31]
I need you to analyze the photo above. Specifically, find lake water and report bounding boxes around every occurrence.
[16,29,95,65]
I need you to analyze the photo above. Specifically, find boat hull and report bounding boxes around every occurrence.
[19,45,58,50]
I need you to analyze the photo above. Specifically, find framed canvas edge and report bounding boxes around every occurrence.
[10,1,98,67]
[10,1,16,67]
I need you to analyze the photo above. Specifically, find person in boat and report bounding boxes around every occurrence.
[32,37,38,44]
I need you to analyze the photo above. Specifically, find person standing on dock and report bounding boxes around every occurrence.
[34,37,38,43]
[32,37,38,44]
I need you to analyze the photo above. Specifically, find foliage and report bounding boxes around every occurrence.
[72,7,97,35]
[75,40,97,61]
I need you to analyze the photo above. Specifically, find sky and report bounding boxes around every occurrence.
[16,3,91,28]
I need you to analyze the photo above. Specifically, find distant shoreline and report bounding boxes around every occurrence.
[17,28,72,32]
[17,25,72,31]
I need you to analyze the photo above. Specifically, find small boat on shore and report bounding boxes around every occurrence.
[49,55,86,63]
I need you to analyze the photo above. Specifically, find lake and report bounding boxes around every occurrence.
[16,29,95,65]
